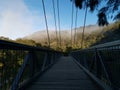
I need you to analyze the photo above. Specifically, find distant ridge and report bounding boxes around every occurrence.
[24,24,102,42]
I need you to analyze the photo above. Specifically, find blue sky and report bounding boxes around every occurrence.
[0,0,99,39]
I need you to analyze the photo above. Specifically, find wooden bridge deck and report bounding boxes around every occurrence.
[25,56,100,90]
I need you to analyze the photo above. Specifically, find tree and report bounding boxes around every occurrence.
[71,0,120,26]
[0,36,12,41]
[16,39,36,46]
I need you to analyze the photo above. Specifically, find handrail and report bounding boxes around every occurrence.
[90,40,120,49]
[71,40,120,53]
[0,40,61,53]
[70,40,120,90]
[0,40,62,90]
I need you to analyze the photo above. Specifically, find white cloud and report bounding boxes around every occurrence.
[0,0,44,39]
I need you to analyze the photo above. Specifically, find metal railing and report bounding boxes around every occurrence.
[0,40,62,90]
[70,40,120,90]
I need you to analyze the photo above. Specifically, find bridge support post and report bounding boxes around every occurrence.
[95,49,102,79]
[29,51,35,77]
[41,53,48,71]
[10,52,31,90]
[83,52,88,69]
[50,53,54,65]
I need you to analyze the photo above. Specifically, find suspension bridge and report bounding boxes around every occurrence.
[0,39,120,90]
[0,0,120,90]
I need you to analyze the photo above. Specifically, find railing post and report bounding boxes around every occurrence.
[41,53,48,71]
[10,52,30,90]
[29,51,35,77]
[51,53,54,65]
[97,50,112,86]
[83,51,88,69]
[32,51,40,72]
[95,49,102,79]
[54,52,57,61]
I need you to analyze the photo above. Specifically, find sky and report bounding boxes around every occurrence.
[0,0,99,39]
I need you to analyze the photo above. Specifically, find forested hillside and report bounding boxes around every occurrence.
[0,21,120,52]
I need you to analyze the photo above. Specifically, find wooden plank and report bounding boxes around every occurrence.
[25,56,100,90]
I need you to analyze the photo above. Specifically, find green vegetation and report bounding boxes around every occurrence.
[0,21,120,89]
[0,45,46,90]
[71,0,120,26]
[0,21,120,52]
[43,21,120,51]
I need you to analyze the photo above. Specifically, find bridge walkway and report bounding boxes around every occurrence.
[25,56,100,90]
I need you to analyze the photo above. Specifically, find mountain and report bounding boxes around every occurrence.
[24,24,102,43]
[16,21,120,51]
[1,22,119,52]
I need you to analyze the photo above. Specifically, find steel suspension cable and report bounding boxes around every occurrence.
[42,0,50,47]
[57,0,61,48]
[81,1,88,49]
[71,1,74,47]
[52,0,59,48]
[74,8,78,46]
